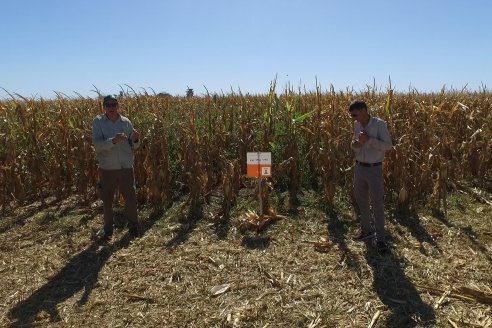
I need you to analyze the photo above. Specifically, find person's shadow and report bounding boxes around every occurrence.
[7,235,130,327]
[364,245,436,327]
[323,205,361,271]
[8,207,163,328]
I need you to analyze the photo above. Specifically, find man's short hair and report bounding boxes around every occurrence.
[103,95,118,104]
[349,100,367,112]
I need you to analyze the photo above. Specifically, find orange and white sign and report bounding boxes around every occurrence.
[247,152,272,178]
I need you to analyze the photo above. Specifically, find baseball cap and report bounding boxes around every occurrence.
[103,95,118,104]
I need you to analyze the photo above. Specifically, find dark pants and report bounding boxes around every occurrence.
[353,164,386,242]
[98,168,139,235]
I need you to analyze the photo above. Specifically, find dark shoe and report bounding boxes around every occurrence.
[376,241,389,254]
[352,232,375,241]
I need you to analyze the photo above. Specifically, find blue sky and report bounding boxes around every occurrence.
[1,0,491,98]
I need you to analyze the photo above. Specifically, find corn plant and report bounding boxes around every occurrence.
[0,87,490,216]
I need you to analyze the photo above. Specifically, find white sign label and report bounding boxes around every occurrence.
[246,152,271,165]
[246,152,272,177]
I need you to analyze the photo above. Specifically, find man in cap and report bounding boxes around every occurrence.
[92,95,141,241]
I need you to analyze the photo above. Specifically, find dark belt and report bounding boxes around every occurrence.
[356,160,382,167]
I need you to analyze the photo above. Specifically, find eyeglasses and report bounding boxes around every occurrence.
[104,103,118,108]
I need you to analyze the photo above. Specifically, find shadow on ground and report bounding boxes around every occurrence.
[364,245,436,327]
[165,204,203,249]
[389,206,441,256]
[7,207,163,328]
[213,217,231,240]
[0,197,100,235]
[241,234,272,249]
[323,205,361,272]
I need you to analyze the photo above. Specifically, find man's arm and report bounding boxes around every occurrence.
[367,121,392,151]
[350,122,363,151]
[351,138,362,150]
[92,119,115,152]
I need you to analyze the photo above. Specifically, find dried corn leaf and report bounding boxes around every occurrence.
[368,310,381,328]
[207,256,225,270]
[237,211,283,233]
[211,283,230,297]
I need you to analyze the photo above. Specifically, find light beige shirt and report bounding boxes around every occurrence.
[92,114,140,170]
[351,116,392,163]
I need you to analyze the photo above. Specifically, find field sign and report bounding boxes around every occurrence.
[247,152,272,178]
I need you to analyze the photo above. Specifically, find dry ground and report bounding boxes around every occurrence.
[1,187,491,328]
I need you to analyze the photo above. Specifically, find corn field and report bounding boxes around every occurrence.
[1,85,491,215]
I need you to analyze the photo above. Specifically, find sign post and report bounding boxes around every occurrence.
[246,152,272,216]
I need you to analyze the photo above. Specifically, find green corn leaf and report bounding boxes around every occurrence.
[292,110,315,124]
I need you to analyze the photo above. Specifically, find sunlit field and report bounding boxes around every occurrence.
[1,85,491,327]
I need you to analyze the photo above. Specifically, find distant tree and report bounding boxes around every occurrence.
[157,92,171,97]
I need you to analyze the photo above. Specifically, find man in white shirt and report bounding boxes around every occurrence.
[92,95,141,241]
[349,100,392,253]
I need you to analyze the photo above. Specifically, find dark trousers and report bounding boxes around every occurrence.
[98,168,139,234]
[353,164,386,242]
